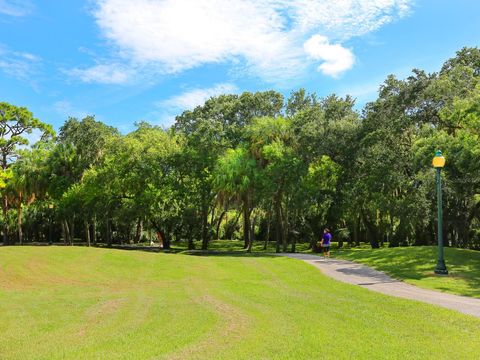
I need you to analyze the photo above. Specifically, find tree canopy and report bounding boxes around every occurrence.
[2,47,480,251]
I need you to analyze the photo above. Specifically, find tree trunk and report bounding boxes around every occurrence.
[106,218,111,246]
[363,212,379,249]
[290,212,297,253]
[62,219,71,245]
[263,214,270,250]
[70,216,75,246]
[2,194,8,245]
[66,220,72,245]
[281,204,288,252]
[156,230,164,248]
[353,216,360,247]
[17,204,23,245]
[215,210,227,240]
[135,218,143,243]
[2,154,8,245]
[309,220,318,251]
[161,230,170,250]
[61,221,66,245]
[274,193,282,253]
[243,196,250,251]
[201,204,209,250]
[187,225,195,250]
[48,215,53,245]
[84,221,91,247]
[247,210,255,253]
[92,216,97,245]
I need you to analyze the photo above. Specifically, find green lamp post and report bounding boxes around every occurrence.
[432,150,448,275]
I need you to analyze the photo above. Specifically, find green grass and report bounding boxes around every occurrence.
[121,239,480,298]
[334,246,480,298]
[204,240,480,299]
[1,246,480,359]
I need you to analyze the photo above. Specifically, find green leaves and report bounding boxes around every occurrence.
[0,102,54,149]
[0,168,12,189]
[214,147,258,195]
[305,155,340,193]
[3,48,480,249]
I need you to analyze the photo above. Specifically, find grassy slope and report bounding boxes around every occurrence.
[112,239,480,298]
[334,246,480,298]
[206,240,480,298]
[0,247,479,359]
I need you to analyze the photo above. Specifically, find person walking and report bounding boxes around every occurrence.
[321,228,332,259]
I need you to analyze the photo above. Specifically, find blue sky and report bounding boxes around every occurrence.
[0,0,479,133]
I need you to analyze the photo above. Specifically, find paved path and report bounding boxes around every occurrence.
[276,253,480,318]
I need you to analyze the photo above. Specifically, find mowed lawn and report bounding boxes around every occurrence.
[1,247,480,360]
[335,246,480,298]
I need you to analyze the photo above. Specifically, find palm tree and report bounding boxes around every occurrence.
[8,146,49,244]
[214,147,259,252]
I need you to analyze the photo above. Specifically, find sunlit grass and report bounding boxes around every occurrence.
[185,239,480,297]
[334,246,480,298]
[1,246,479,359]
[156,239,480,298]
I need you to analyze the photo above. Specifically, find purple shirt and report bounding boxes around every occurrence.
[322,233,332,245]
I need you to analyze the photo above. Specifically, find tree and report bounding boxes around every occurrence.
[7,143,52,244]
[1,47,480,251]
[245,116,300,252]
[0,102,53,244]
[214,147,259,251]
[174,91,284,250]
[58,116,120,180]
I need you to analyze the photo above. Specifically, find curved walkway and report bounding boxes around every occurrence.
[276,253,480,318]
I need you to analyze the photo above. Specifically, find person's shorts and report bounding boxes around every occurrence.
[322,245,330,252]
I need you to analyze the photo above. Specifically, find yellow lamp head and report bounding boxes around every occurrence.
[432,150,446,168]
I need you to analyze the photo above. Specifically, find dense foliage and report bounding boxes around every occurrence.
[1,48,480,251]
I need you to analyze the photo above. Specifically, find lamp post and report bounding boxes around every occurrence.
[432,150,448,275]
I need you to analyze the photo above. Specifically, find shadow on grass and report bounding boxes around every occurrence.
[336,246,480,297]
[2,241,293,258]
[2,242,186,254]
[181,250,279,258]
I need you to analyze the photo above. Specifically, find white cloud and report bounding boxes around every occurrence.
[75,0,412,83]
[290,0,411,39]
[159,83,238,111]
[66,63,134,85]
[150,83,237,126]
[0,45,41,81]
[53,101,91,120]
[304,35,355,77]
[0,0,33,17]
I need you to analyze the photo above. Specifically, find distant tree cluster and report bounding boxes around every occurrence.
[1,47,480,251]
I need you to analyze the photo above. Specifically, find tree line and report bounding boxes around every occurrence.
[1,47,479,251]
